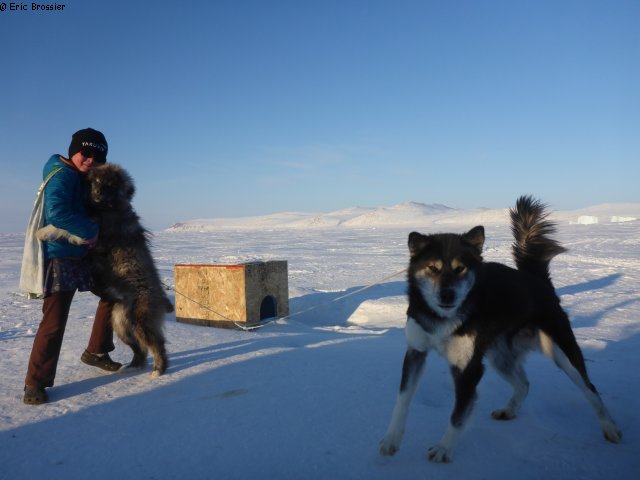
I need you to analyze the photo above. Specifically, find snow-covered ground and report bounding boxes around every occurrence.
[1,203,639,479]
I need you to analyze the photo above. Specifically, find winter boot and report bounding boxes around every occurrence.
[81,350,122,372]
[23,385,48,405]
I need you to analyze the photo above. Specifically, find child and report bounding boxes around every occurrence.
[23,128,122,405]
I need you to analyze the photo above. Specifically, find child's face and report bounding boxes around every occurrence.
[70,149,103,173]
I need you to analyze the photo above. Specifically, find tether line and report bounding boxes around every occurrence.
[163,267,407,325]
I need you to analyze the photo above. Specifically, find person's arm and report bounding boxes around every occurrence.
[44,169,98,240]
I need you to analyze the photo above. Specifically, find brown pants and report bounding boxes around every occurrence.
[25,291,115,388]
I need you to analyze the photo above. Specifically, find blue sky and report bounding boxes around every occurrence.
[1,0,638,232]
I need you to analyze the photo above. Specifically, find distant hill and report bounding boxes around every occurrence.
[166,202,640,232]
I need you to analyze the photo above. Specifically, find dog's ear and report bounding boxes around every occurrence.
[120,170,135,201]
[462,226,485,254]
[408,231,429,257]
[126,182,135,201]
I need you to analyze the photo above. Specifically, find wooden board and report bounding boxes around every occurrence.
[174,264,247,324]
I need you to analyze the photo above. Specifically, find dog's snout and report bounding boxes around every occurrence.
[440,288,456,305]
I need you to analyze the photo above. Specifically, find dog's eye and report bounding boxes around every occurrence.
[453,265,467,275]
[428,265,441,274]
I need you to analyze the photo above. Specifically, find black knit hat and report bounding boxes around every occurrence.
[68,128,108,163]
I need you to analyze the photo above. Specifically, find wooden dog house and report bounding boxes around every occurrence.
[174,261,289,328]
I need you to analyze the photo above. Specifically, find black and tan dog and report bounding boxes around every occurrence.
[379,196,621,463]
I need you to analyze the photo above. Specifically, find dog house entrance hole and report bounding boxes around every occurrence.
[260,295,277,320]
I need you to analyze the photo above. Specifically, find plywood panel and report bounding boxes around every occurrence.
[174,264,247,323]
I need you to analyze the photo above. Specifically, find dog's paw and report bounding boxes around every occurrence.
[427,444,452,463]
[150,365,167,379]
[379,435,401,456]
[603,424,623,443]
[491,408,516,420]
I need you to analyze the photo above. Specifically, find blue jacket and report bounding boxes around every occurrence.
[43,155,99,260]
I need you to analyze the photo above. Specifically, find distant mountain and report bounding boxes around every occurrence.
[167,212,312,231]
[341,202,456,227]
[166,202,640,232]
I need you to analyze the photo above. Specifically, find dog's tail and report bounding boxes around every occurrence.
[510,195,566,282]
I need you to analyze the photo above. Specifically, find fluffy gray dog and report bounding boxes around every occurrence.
[37,164,171,377]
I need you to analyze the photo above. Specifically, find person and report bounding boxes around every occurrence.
[23,128,122,405]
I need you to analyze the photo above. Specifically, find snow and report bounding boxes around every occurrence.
[1,203,639,479]
[612,216,637,224]
[575,216,599,225]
